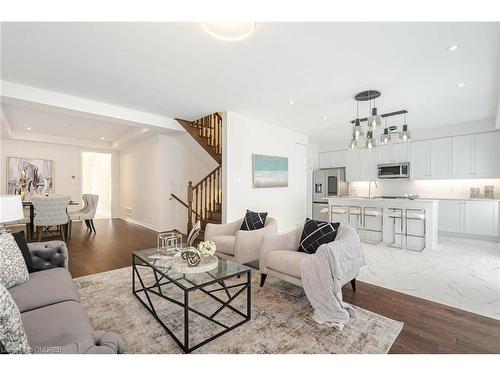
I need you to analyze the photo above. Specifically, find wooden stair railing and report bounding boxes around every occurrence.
[175,113,223,164]
[187,165,222,233]
[169,193,201,220]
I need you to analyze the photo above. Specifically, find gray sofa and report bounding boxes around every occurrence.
[8,240,124,354]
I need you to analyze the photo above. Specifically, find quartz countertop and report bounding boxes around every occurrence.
[422,197,500,202]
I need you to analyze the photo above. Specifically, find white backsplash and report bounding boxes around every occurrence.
[350,179,500,199]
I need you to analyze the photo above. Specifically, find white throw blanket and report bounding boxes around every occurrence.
[300,225,366,330]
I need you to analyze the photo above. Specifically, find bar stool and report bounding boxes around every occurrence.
[405,208,426,251]
[348,206,363,238]
[330,205,348,223]
[387,208,404,249]
[362,207,383,244]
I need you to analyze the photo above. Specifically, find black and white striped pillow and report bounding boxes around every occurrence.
[240,210,268,231]
[297,218,340,254]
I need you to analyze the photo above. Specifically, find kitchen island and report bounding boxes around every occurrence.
[325,197,439,250]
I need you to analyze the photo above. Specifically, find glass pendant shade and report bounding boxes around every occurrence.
[401,124,410,142]
[381,128,390,144]
[349,138,356,150]
[366,131,376,150]
[354,119,361,140]
[368,107,382,130]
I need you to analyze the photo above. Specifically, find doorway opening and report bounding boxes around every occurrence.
[81,152,112,219]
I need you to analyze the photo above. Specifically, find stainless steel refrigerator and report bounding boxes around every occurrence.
[312,168,348,221]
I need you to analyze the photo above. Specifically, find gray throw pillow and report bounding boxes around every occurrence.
[0,282,32,353]
[0,233,29,288]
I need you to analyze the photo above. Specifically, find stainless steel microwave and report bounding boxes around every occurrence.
[377,163,410,179]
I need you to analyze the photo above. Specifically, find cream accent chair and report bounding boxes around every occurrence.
[32,195,71,242]
[68,194,99,235]
[205,217,278,264]
[259,224,360,291]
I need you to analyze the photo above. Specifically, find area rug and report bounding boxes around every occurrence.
[74,267,403,354]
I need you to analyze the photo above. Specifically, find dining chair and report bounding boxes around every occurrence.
[68,194,99,236]
[31,195,71,242]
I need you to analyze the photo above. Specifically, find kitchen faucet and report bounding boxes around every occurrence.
[368,179,378,199]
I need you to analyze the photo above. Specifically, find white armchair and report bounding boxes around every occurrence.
[259,224,360,291]
[205,217,278,264]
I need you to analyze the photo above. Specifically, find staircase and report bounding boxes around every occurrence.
[175,113,223,164]
[173,113,223,234]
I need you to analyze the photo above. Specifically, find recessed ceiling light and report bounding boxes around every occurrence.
[323,116,328,120]
[100,137,105,140]
[446,44,459,52]
[202,22,256,42]
[288,100,295,105]
[457,82,465,88]
[26,127,31,130]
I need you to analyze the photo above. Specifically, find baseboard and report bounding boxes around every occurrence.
[439,231,499,243]
[119,216,180,234]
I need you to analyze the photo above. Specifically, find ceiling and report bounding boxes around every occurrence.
[1,22,499,145]
[1,103,134,142]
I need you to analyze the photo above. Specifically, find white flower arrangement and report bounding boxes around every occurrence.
[198,240,216,256]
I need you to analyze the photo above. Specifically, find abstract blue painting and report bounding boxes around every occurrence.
[252,154,288,188]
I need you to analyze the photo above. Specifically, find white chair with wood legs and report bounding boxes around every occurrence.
[68,194,99,236]
[31,196,71,242]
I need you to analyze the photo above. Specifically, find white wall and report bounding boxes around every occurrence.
[0,138,121,215]
[223,111,309,232]
[119,133,218,232]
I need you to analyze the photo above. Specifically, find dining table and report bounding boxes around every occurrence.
[22,200,80,241]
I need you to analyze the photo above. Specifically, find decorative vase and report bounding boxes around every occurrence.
[181,247,201,267]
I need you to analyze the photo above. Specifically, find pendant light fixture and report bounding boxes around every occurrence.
[348,89,409,150]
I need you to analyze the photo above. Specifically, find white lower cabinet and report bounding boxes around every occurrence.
[438,200,499,238]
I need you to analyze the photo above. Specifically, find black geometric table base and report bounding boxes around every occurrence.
[132,253,251,353]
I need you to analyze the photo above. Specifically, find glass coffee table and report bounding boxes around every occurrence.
[132,248,252,353]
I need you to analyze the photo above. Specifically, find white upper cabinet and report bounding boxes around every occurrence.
[377,145,393,165]
[319,152,334,169]
[452,132,500,179]
[474,132,500,178]
[393,143,410,163]
[410,140,429,179]
[361,149,378,180]
[377,143,409,165]
[452,134,475,178]
[319,150,347,169]
[345,150,362,181]
[429,137,452,179]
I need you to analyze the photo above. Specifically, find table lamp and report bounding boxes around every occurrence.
[0,195,23,235]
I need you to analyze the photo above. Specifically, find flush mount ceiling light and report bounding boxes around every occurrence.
[457,82,465,88]
[446,44,459,52]
[26,127,31,130]
[202,22,256,42]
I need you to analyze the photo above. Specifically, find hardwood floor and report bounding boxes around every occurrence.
[63,218,500,354]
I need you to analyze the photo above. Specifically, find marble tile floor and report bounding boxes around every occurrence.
[358,236,500,320]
